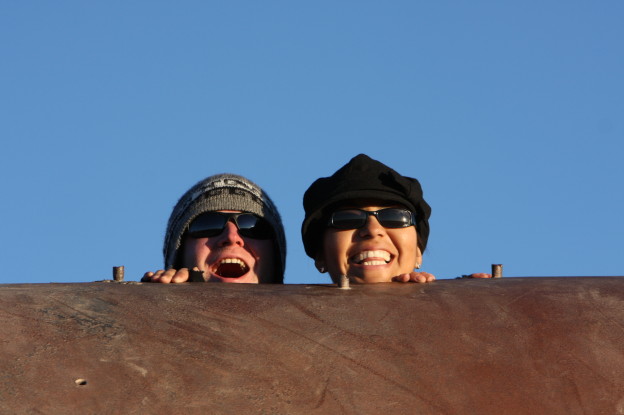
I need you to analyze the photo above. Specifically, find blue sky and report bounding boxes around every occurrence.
[1,1,622,284]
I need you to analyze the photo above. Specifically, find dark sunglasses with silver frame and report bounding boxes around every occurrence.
[327,208,416,230]
[187,212,274,239]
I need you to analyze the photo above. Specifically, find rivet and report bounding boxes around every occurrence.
[492,264,503,278]
[338,275,351,289]
[113,266,124,282]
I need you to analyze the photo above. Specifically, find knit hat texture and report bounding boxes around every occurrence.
[301,153,431,258]
[164,173,286,283]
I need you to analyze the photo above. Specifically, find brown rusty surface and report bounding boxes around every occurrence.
[1,277,624,414]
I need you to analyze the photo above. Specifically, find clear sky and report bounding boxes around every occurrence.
[1,1,622,284]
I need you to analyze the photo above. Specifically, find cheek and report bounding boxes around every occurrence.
[181,238,207,267]
[322,230,351,269]
[254,240,273,259]
[246,239,276,267]
[393,229,419,267]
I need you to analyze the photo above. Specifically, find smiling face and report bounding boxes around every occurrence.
[181,210,276,283]
[317,203,422,284]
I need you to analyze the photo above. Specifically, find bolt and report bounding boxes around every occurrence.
[113,266,124,282]
[492,264,503,278]
[338,275,351,289]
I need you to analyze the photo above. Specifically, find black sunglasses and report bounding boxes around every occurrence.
[328,208,416,230]
[187,212,274,239]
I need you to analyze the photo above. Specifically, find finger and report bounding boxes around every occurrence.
[403,272,424,283]
[171,268,191,283]
[409,271,436,283]
[392,274,410,283]
[412,273,426,283]
[141,271,155,282]
[469,273,492,279]
[151,269,174,283]
[148,269,166,282]
[420,272,436,282]
[157,268,177,284]
[146,269,166,282]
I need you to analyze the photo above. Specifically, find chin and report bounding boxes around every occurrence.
[360,276,393,283]
[208,273,259,284]
[348,271,394,284]
[228,276,258,283]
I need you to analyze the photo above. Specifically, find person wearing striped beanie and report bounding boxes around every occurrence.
[143,173,286,284]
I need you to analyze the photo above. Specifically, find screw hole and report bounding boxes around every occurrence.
[75,379,87,386]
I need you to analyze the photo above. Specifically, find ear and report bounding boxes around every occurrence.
[314,256,327,273]
[314,259,327,274]
[414,246,423,269]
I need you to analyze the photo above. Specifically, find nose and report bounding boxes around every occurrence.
[216,221,245,247]
[358,215,386,239]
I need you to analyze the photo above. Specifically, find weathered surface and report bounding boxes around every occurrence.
[1,277,624,414]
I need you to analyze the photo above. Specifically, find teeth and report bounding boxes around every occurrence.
[361,260,387,266]
[218,258,247,269]
[353,250,391,264]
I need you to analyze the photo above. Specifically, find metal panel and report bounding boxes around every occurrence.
[1,277,624,414]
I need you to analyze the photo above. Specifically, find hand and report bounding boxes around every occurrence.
[141,268,196,283]
[392,271,436,283]
[462,273,493,278]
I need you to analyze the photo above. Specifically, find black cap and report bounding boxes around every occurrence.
[301,154,431,258]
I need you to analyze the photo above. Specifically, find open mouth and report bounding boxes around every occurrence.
[351,250,391,266]
[212,258,249,279]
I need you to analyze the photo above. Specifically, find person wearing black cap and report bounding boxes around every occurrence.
[302,154,436,284]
